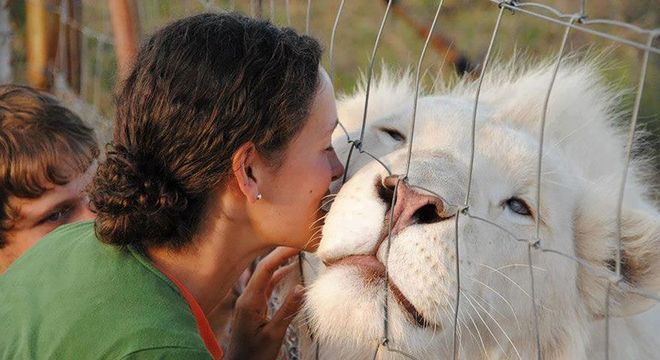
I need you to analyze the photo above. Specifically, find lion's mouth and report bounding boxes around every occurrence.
[326,255,432,328]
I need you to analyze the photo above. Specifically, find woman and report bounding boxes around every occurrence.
[0,13,343,359]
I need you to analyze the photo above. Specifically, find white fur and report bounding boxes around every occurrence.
[297,60,660,359]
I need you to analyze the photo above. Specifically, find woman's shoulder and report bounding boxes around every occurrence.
[118,347,213,360]
[0,220,208,359]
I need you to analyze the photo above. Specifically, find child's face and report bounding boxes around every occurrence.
[0,163,97,273]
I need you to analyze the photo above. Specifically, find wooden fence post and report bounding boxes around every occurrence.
[26,0,50,88]
[0,0,11,84]
[109,0,140,83]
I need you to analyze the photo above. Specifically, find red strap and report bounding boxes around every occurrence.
[154,264,224,360]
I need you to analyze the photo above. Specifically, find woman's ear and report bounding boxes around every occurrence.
[231,142,261,203]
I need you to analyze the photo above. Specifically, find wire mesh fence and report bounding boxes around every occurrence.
[331,1,658,359]
[3,0,659,359]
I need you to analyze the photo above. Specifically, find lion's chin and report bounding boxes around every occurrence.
[304,266,443,355]
[325,255,434,328]
[304,266,384,345]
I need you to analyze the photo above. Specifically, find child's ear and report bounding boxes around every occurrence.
[231,142,261,203]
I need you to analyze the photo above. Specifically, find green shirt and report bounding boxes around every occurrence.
[0,221,213,359]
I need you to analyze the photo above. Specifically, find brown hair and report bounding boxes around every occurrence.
[0,85,99,247]
[89,13,323,249]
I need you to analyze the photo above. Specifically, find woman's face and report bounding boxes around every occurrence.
[254,69,344,251]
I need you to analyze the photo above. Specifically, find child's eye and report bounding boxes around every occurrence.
[325,145,334,151]
[43,207,73,224]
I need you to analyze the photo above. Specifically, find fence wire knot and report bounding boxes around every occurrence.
[529,237,541,249]
[350,139,363,152]
[499,0,518,14]
[459,205,470,215]
[608,273,624,285]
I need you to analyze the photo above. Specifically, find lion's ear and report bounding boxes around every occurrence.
[611,208,660,316]
[575,192,660,318]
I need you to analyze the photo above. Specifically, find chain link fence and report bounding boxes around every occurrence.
[2,0,659,358]
[329,1,658,359]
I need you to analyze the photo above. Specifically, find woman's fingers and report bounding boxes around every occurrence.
[243,247,299,296]
[227,285,304,360]
[265,261,298,299]
[227,251,305,360]
[264,285,305,339]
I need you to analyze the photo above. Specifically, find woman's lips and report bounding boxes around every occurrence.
[325,255,432,328]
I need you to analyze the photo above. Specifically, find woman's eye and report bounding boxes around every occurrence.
[506,198,532,216]
[379,127,406,142]
[325,145,334,151]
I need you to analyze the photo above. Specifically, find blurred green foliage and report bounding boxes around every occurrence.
[7,0,659,184]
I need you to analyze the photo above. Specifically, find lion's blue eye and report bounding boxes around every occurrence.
[379,127,406,142]
[506,198,531,216]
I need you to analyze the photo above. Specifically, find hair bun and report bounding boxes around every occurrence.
[89,144,189,246]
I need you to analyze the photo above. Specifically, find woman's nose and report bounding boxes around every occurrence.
[330,150,344,182]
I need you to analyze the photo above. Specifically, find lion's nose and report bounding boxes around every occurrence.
[377,175,450,235]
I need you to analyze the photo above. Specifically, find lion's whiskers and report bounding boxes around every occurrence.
[309,214,328,230]
[320,193,338,201]
[477,263,555,313]
[495,263,547,273]
[463,287,517,328]
[463,290,507,357]
[447,299,477,350]
[458,293,489,358]
[301,226,324,250]
[447,301,470,356]
[464,292,522,359]
[465,274,520,325]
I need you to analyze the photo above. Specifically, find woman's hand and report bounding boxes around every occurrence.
[225,247,303,360]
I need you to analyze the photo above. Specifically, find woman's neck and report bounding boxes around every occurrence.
[147,189,268,315]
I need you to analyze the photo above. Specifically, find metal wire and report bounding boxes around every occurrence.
[20,1,660,358]
[454,5,506,359]
[340,0,395,188]
[357,0,394,146]
[493,1,660,54]
[614,32,654,283]
[198,0,223,12]
[528,14,580,360]
[382,176,404,351]
[461,210,660,303]
[328,0,346,83]
[285,0,291,25]
[404,0,445,177]
[305,0,311,34]
[605,30,655,360]
[605,282,613,360]
[92,37,103,108]
[579,0,586,18]
[535,15,578,243]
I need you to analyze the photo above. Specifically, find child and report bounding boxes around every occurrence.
[0,85,98,273]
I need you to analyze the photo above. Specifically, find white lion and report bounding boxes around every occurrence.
[293,60,660,359]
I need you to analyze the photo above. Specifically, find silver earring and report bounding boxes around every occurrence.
[256,193,262,200]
